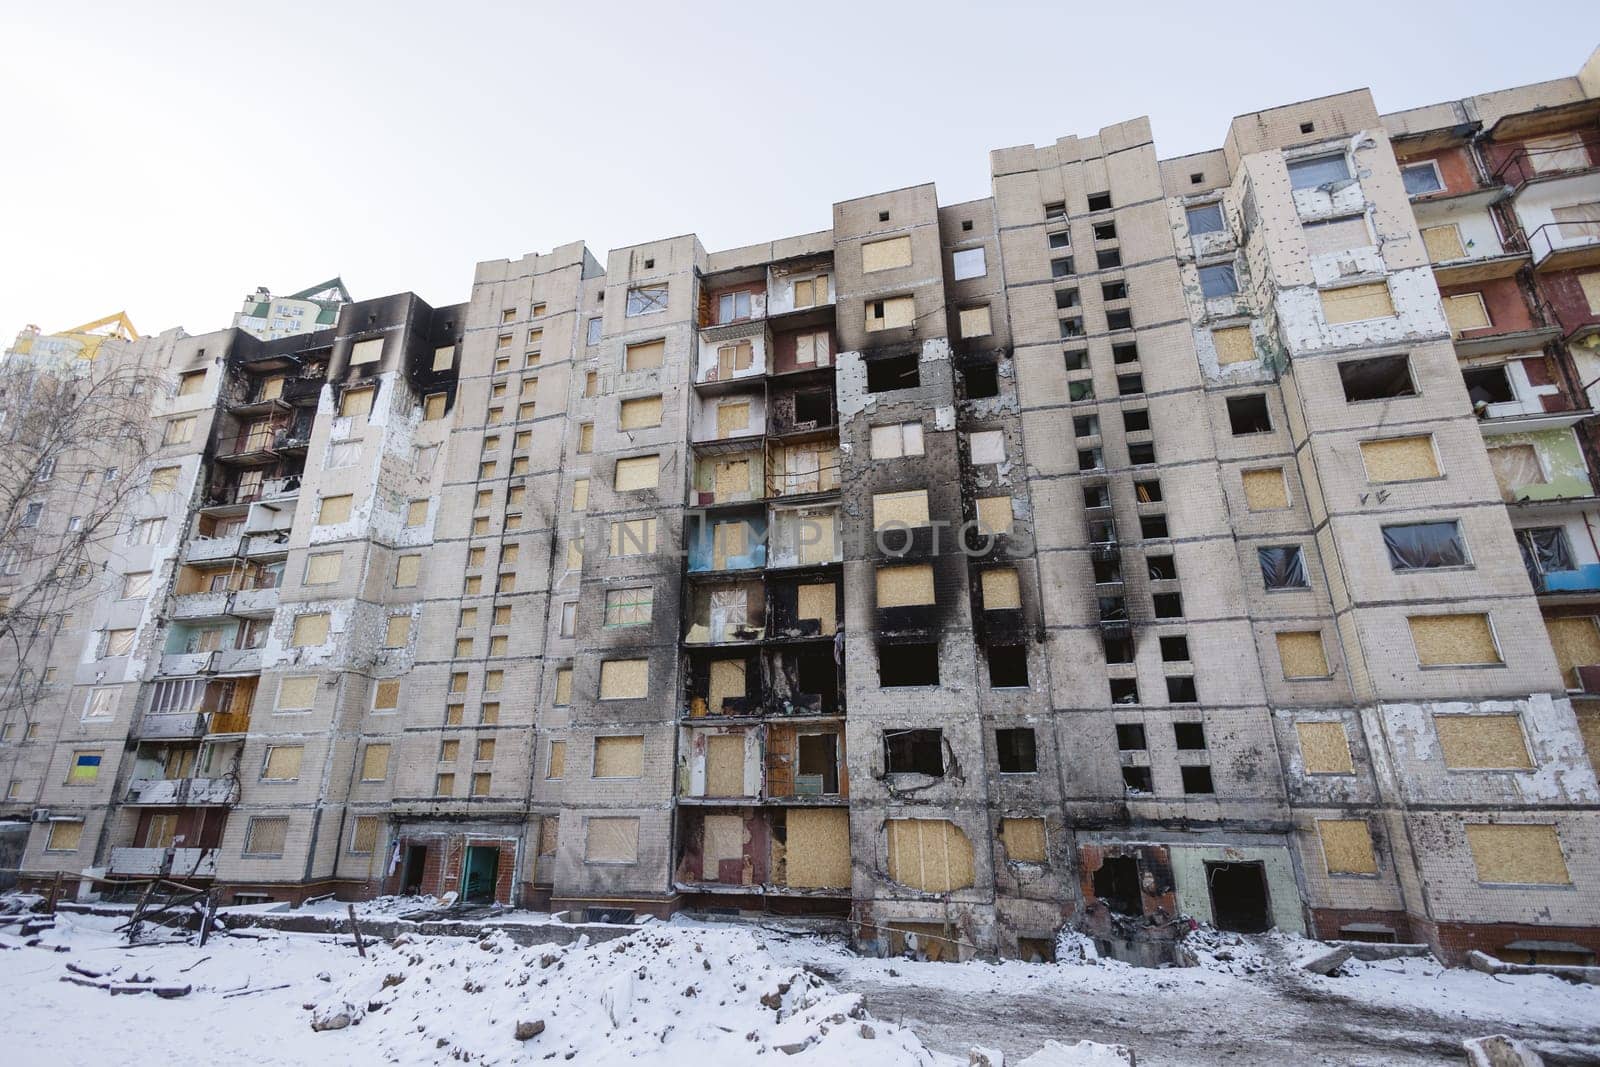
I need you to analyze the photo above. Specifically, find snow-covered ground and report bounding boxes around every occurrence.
[1,905,1597,1066]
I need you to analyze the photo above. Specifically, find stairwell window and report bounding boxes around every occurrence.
[626,285,668,317]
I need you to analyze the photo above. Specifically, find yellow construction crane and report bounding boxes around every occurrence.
[10,311,143,360]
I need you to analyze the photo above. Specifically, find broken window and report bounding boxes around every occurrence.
[884,728,943,775]
[1092,557,1120,583]
[1103,281,1128,302]
[1093,221,1117,241]
[1116,723,1147,750]
[1093,855,1142,914]
[1135,478,1162,503]
[1087,192,1113,211]
[1401,162,1444,196]
[1152,592,1183,618]
[1288,154,1350,190]
[1140,514,1168,539]
[1056,288,1080,309]
[1160,635,1190,662]
[866,353,920,393]
[1074,415,1100,438]
[1128,442,1156,466]
[1181,765,1215,794]
[1339,354,1416,402]
[1122,765,1152,792]
[1060,317,1084,338]
[1106,309,1133,331]
[1051,256,1075,278]
[987,645,1029,688]
[1110,678,1140,704]
[964,364,999,399]
[1259,545,1310,590]
[1113,343,1139,364]
[1096,249,1121,269]
[996,728,1037,773]
[1064,349,1088,371]
[1383,520,1467,570]
[1518,526,1576,582]
[1049,230,1070,249]
[626,285,668,317]
[1147,554,1177,580]
[1103,636,1134,663]
[1044,201,1067,220]
[879,642,939,687]
[1123,408,1150,433]
[1117,373,1143,397]
[797,733,840,794]
[1174,722,1207,749]
[1186,203,1225,235]
[1227,394,1272,434]
[1463,365,1514,406]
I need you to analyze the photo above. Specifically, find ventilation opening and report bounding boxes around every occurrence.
[879,642,939,686]
[1339,354,1415,402]
[996,728,1037,773]
[964,364,1000,399]
[1227,394,1273,434]
[878,210,890,222]
[987,645,1029,688]
[884,728,943,774]
[1205,861,1270,933]
[1093,855,1142,914]
[867,354,920,393]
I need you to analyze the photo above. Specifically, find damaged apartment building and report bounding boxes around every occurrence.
[5,47,1600,967]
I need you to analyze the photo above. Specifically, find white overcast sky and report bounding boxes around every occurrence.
[1,1,1594,342]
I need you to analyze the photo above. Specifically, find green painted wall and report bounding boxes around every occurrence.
[1170,844,1305,934]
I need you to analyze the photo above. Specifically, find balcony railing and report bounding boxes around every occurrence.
[125,776,239,806]
[133,711,207,740]
[108,846,217,878]
[1527,221,1600,271]
[1491,138,1599,189]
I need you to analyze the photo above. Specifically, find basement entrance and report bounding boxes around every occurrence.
[461,846,500,903]
[1205,860,1270,933]
[400,845,428,895]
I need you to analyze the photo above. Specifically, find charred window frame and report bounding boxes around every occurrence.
[866,353,921,393]
[883,728,944,776]
[987,645,1029,688]
[878,641,940,687]
[1338,354,1416,403]
[996,728,1038,774]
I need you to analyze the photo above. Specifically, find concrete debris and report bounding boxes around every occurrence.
[1463,1034,1545,1067]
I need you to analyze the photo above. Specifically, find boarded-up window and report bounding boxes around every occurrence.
[870,421,924,459]
[712,521,748,568]
[886,819,975,892]
[395,554,421,587]
[1212,326,1255,365]
[278,676,317,711]
[423,393,447,420]
[1546,616,1600,688]
[384,615,410,647]
[586,817,639,863]
[873,489,929,530]
[1360,436,1438,482]
[794,330,831,366]
[784,808,851,887]
[431,345,454,372]
[340,387,374,417]
[877,564,935,607]
[242,816,288,855]
[708,659,745,714]
[1486,444,1546,500]
[598,659,648,700]
[959,305,992,338]
[164,416,196,444]
[554,668,573,706]
[1553,201,1600,239]
[703,814,745,870]
[1242,467,1290,510]
[1435,715,1533,770]
[619,395,663,429]
[604,586,653,627]
[1303,215,1371,256]
[263,746,303,780]
[797,583,836,634]
[576,422,593,453]
[360,744,390,781]
[177,369,207,396]
[317,494,353,525]
[1409,613,1501,666]
[716,401,750,438]
[373,679,399,710]
[484,670,503,692]
[349,338,382,365]
[1320,283,1395,324]
[405,499,429,527]
[1297,720,1353,774]
[609,518,657,556]
[350,816,380,854]
[706,734,747,796]
[799,511,836,566]
[46,820,83,851]
[975,495,1013,535]
[1421,224,1467,262]
[290,613,330,647]
[614,455,659,491]
[1278,630,1331,679]
[1001,817,1047,863]
[594,735,644,777]
[1318,819,1378,875]
[546,740,565,779]
[1528,134,1591,174]
[862,234,913,272]
[715,340,754,380]
[625,339,664,371]
[981,568,1022,609]
[148,466,180,494]
[793,275,827,307]
[866,295,915,332]
[1579,271,1600,314]
[1444,292,1491,334]
[305,552,342,585]
[1466,823,1570,884]
[713,458,750,499]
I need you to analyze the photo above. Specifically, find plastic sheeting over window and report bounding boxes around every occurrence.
[1383,521,1468,570]
[1518,526,1575,586]
[1258,545,1309,590]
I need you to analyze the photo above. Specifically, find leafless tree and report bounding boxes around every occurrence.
[0,352,165,727]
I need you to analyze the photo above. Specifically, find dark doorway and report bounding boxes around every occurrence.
[796,733,840,795]
[401,845,427,895]
[1093,855,1143,915]
[461,845,500,903]
[1206,860,1270,932]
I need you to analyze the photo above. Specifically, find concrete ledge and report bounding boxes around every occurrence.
[1466,949,1600,986]
[1326,940,1433,962]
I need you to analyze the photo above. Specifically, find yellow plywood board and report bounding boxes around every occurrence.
[586,817,639,862]
[619,395,663,429]
[593,735,643,777]
[716,401,750,437]
[784,808,851,888]
[975,495,1013,535]
[981,568,1022,609]
[1297,720,1354,774]
[305,552,342,584]
[862,235,912,272]
[877,564,935,607]
[625,339,664,371]
[373,679,399,709]
[395,554,421,587]
[1546,617,1600,687]
[264,745,303,779]
[598,659,648,699]
[705,735,746,796]
[278,676,317,710]
[867,295,916,332]
[1320,282,1395,324]
[1409,613,1500,666]
[796,582,836,634]
[714,458,750,499]
[1421,224,1466,262]
[1466,823,1570,885]
[1212,326,1256,365]
[1434,714,1533,770]
[1317,819,1378,875]
[886,818,975,892]
[1001,817,1047,862]
[1360,436,1438,482]
[384,615,410,647]
[1579,271,1600,314]
[1242,467,1289,510]
[615,454,659,491]
[1278,630,1330,679]
[554,668,573,706]
[1574,705,1600,777]
[291,613,330,647]
[361,744,390,781]
[708,658,745,713]
[959,305,992,338]
[318,494,353,525]
[1445,293,1490,334]
[873,489,929,530]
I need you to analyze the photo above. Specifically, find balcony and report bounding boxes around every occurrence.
[171,591,232,622]
[230,586,278,618]
[108,846,217,879]
[124,776,239,807]
[216,421,288,466]
[133,712,207,741]
[159,651,216,676]
[1528,221,1600,273]
[182,535,242,564]
[213,647,262,675]
[1535,565,1600,597]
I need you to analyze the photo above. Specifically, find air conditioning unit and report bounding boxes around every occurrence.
[30,808,50,823]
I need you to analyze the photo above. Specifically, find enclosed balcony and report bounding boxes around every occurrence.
[108,847,218,879]
[674,807,850,899]
[768,504,840,569]
[686,510,766,574]
[678,725,760,801]
[124,776,239,807]
[765,723,846,800]
[683,580,766,645]
[686,647,763,719]
[690,445,765,507]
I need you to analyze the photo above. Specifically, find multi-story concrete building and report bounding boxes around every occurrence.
[5,49,1600,965]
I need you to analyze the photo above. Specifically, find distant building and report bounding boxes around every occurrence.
[232,280,351,341]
